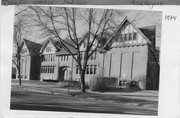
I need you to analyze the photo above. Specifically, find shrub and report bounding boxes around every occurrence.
[58,80,81,89]
[89,76,118,91]
[137,76,146,90]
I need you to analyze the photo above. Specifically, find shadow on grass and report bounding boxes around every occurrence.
[10,103,157,116]
[94,88,141,93]
[68,91,158,105]
[10,90,158,116]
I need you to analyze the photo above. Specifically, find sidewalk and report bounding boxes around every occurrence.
[11,80,158,109]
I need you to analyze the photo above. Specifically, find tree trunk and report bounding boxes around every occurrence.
[18,59,22,85]
[18,70,22,85]
[80,71,86,92]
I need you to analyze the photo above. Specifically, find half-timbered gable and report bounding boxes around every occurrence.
[104,18,151,49]
[40,39,61,81]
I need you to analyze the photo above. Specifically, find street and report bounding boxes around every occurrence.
[11,90,157,115]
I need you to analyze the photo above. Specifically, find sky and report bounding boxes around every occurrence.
[15,6,162,47]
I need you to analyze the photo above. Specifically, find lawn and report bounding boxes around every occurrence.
[11,79,159,115]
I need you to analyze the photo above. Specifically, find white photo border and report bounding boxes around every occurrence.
[0,5,180,118]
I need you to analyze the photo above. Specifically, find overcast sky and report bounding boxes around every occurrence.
[15,6,162,47]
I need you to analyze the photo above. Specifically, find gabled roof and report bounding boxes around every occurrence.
[23,39,42,55]
[55,32,111,55]
[40,38,62,53]
[103,17,152,49]
[139,25,156,43]
[40,38,77,55]
[50,39,62,50]
[55,43,77,55]
[78,31,112,49]
[55,37,78,55]
[78,32,93,46]
[96,31,112,48]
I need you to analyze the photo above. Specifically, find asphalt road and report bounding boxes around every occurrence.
[10,90,157,116]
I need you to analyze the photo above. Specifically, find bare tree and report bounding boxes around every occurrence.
[28,6,116,92]
[13,8,31,85]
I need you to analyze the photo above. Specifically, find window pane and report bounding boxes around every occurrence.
[50,54,52,61]
[124,34,127,41]
[119,34,123,42]
[67,55,68,61]
[61,56,63,61]
[84,42,86,48]
[133,32,137,40]
[129,33,132,40]
[52,66,54,73]
[76,65,78,74]
[90,65,93,74]
[94,65,97,74]
[126,34,129,41]
[49,66,51,73]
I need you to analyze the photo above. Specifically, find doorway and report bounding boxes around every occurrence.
[59,66,71,81]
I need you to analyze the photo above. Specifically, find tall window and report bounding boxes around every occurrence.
[60,55,69,61]
[52,55,54,61]
[76,64,97,75]
[47,66,49,73]
[41,65,54,73]
[88,64,97,75]
[66,55,68,61]
[76,65,79,74]
[90,65,93,74]
[119,34,123,41]
[50,55,52,61]
[49,66,52,73]
[52,66,54,73]
[46,47,51,52]
[133,32,137,40]
[121,32,137,42]
[94,65,97,74]
[86,65,89,74]
[83,42,86,48]
[124,34,127,41]
[129,33,132,40]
